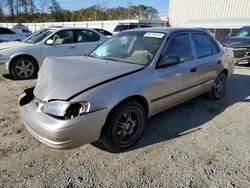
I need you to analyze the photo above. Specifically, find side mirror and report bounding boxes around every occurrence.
[158,55,180,68]
[46,39,54,45]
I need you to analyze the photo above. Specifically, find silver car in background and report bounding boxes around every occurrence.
[0,27,29,42]
[0,27,107,79]
[19,28,234,152]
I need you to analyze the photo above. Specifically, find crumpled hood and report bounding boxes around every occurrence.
[0,41,31,50]
[220,37,250,48]
[34,56,144,101]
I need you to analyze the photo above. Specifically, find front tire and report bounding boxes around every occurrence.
[208,72,227,100]
[100,100,146,152]
[10,57,38,80]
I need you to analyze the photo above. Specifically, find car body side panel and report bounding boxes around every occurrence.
[69,68,156,118]
[76,41,101,56]
[40,43,77,61]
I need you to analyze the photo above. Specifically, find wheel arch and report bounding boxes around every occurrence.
[100,95,149,138]
[9,54,39,71]
[112,95,149,119]
[220,69,228,78]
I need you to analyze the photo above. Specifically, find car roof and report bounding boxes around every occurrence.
[47,26,97,31]
[117,23,151,25]
[123,27,209,34]
[241,26,250,29]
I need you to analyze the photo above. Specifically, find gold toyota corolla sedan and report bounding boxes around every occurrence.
[19,28,234,152]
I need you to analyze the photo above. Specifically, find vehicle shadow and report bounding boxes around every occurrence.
[94,72,250,153]
[134,72,250,150]
[2,74,37,80]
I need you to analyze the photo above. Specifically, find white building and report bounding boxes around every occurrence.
[169,0,250,27]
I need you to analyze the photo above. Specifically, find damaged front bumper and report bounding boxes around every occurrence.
[19,88,110,149]
[233,48,250,63]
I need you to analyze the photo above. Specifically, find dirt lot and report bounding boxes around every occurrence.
[0,66,249,188]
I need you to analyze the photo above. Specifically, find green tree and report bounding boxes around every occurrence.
[49,0,61,21]
[1,1,159,23]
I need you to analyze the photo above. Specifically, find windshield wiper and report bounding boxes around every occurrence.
[87,55,120,62]
[99,57,122,62]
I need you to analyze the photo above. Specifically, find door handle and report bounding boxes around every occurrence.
[190,67,197,73]
[69,46,75,49]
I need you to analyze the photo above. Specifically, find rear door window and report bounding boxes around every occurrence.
[192,33,219,58]
[76,30,100,42]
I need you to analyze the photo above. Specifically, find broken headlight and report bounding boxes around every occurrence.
[41,100,90,120]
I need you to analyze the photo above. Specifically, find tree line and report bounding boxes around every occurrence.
[0,0,159,23]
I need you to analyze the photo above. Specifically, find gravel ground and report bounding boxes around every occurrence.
[0,66,249,188]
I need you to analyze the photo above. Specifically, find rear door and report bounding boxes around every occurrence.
[75,29,103,56]
[153,33,198,112]
[41,29,77,61]
[191,33,222,83]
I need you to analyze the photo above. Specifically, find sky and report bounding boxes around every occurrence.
[56,0,169,17]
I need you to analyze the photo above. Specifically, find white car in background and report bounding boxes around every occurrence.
[0,27,108,79]
[0,27,28,42]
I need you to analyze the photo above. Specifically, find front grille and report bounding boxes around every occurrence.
[233,49,248,58]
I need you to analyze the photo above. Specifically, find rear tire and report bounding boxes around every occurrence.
[100,100,146,153]
[208,72,227,100]
[10,57,38,80]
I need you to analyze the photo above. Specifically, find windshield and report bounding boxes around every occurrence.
[90,31,166,65]
[232,27,250,37]
[24,29,55,44]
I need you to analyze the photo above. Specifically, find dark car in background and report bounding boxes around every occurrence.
[93,28,113,37]
[0,27,29,42]
[113,23,152,34]
[220,26,250,64]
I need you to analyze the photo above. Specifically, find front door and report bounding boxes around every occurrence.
[41,30,77,61]
[152,33,198,113]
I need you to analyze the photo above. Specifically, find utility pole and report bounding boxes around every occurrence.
[127,0,133,19]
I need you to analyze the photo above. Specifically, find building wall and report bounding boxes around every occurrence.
[169,0,250,26]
